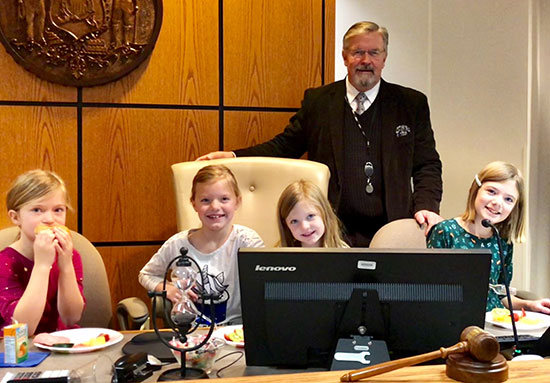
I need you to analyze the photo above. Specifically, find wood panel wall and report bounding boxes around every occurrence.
[0,0,335,328]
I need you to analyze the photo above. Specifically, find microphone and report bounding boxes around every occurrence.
[481,219,521,356]
[481,219,496,230]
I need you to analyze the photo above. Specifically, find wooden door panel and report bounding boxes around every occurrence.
[82,108,218,241]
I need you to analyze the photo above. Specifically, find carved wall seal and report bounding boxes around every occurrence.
[0,0,163,87]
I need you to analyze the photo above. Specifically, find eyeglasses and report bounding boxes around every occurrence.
[364,162,374,194]
[349,49,385,60]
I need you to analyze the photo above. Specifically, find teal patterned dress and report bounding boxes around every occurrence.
[427,218,513,312]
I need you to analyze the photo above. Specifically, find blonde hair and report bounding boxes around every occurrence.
[190,165,241,202]
[7,169,71,212]
[461,161,525,243]
[277,180,348,248]
[343,21,389,51]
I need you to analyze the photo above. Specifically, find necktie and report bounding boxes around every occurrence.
[355,92,368,115]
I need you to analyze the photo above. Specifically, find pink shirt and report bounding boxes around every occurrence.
[0,247,85,333]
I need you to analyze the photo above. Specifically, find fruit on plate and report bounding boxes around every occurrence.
[518,315,543,325]
[491,307,541,325]
[492,308,515,322]
[224,327,244,343]
[75,333,110,348]
[491,307,522,322]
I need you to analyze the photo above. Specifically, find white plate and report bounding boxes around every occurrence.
[34,328,124,353]
[485,310,550,331]
[212,325,244,348]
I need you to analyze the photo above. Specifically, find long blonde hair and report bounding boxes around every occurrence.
[461,161,525,243]
[277,180,348,248]
[7,169,71,212]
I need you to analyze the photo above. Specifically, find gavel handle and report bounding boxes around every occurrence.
[340,341,468,382]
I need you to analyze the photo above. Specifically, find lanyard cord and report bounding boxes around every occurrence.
[344,96,378,152]
[344,96,378,194]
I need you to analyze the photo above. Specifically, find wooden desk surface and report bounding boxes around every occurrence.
[1,326,547,382]
[179,359,550,382]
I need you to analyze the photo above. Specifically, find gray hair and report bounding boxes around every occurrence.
[343,21,389,51]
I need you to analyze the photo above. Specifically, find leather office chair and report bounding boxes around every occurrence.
[171,157,331,247]
[0,226,112,328]
[369,218,427,249]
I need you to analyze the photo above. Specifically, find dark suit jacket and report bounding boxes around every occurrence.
[235,79,442,222]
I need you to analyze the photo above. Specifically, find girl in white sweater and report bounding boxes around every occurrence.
[139,165,264,324]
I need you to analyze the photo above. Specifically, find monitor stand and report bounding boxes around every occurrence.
[331,335,390,370]
[330,289,390,371]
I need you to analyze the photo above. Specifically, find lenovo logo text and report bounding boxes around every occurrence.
[255,265,297,272]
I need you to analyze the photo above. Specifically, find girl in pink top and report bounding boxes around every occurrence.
[0,170,85,335]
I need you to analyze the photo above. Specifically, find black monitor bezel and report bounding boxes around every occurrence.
[238,247,491,368]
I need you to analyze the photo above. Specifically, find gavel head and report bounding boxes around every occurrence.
[460,326,500,362]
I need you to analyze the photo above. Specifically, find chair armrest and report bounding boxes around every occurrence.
[117,297,150,330]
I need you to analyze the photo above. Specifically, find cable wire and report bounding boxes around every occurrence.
[215,351,245,378]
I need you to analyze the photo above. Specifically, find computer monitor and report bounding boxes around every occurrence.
[238,248,491,368]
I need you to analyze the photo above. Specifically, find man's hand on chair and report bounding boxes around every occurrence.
[414,210,443,236]
[196,151,236,161]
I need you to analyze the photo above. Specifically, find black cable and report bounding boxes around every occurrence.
[215,351,245,378]
[482,219,521,356]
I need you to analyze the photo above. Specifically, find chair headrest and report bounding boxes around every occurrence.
[369,218,427,249]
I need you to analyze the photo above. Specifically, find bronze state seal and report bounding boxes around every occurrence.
[0,0,163,87]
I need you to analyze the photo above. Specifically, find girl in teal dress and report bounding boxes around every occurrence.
[428,161,550,313]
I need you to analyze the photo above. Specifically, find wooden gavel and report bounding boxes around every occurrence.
[340,326,500,382]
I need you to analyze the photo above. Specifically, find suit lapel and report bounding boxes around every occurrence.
[378,80,398,180]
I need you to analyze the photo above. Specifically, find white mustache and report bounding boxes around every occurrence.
[357,65,374,72]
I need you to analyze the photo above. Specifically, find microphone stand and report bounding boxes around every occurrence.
[481,219,521,357]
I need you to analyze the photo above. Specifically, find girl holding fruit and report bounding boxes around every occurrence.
[0,170,85,335]
[427,161,550,314]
